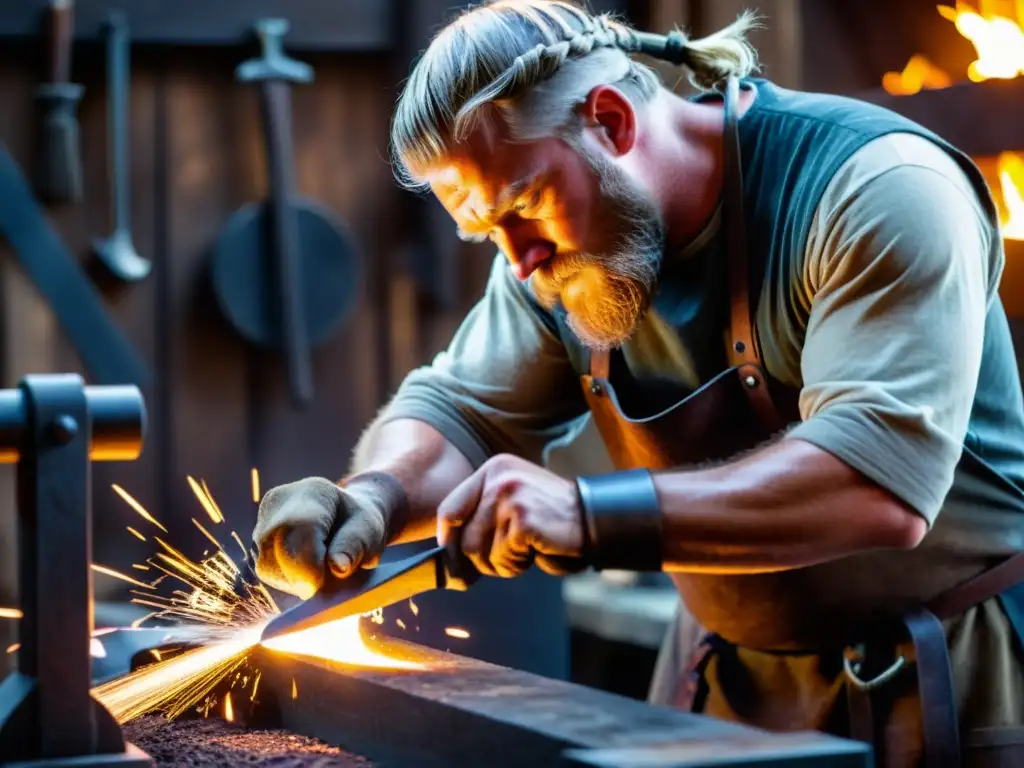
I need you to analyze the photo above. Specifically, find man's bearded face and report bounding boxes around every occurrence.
[529,148,666,351]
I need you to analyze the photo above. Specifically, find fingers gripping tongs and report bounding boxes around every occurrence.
[259,538,480,643]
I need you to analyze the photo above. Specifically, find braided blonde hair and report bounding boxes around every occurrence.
[390,0,761,191]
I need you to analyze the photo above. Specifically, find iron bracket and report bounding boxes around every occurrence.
[0,374,152,767]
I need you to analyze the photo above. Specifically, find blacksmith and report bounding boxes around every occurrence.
[252,1,1024,764]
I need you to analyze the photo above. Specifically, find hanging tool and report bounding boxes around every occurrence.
[92,11,151,282]
[210,18,360,408]
[0,142,149,387]
[0,374,151,766]
[33,0,83,205]
[259,538,480,643]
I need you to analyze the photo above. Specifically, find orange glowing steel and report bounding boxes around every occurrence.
[261,616,423,669]
[0,608,22,620]
[938,2,1024,81]
[112,484,168,533]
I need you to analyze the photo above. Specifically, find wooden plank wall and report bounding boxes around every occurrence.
[0,39,421,666]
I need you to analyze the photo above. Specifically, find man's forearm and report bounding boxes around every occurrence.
[350,417,475,544]
[652,438,928,574]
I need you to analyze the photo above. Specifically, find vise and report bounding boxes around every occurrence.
[0,374,152,767]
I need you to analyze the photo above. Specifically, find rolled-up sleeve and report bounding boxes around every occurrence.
[377,255,590,469]
[788,162,999,524]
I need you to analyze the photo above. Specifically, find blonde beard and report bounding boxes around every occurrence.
[532,261,648,351]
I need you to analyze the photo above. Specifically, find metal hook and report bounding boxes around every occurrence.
[843,643,907,692]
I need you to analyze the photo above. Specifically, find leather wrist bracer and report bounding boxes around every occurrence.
[576,468,663,572]
[339,470,410,543]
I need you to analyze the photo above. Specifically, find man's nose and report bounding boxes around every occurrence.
[493,230,553,281]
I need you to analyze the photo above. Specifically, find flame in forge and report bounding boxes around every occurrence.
[88,476,422,725]
[881,1,1024,241]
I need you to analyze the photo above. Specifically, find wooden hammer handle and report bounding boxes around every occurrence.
[45,0,75,84]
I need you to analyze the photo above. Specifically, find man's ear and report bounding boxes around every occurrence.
[580,85,636,156]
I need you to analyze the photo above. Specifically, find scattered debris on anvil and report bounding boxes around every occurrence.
[123,716,375,768]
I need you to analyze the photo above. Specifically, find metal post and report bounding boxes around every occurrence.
[0,373,152,767]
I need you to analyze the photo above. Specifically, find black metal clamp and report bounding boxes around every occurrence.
[0,374,152,767]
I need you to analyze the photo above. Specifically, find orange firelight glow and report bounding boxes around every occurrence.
[998,152,1024,240]
[881,2,1024,240]
[261,616,423,669]
[938,1,1024,81]
[89,475,426,725]
[882,54,952,95]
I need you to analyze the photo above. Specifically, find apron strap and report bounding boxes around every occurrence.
[847,553,1024,766]
[720,78,785,433]
[903,608,962,767]
[928,551,1024,621]
[722,76,756,371]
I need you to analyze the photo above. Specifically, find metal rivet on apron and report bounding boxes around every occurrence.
[744,375,758,389]
[734,340,745,354]
[590,381,603,395]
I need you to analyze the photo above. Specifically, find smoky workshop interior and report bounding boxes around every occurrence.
[0,0,1022,766]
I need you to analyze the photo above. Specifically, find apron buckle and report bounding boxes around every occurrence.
[843,642,907,691]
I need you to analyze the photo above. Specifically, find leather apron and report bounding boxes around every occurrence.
[578,77,1024,767]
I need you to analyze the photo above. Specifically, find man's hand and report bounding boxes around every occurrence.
[253,477,389,599]
[436,454,586,578]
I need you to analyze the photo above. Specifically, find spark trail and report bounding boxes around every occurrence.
[90,476,420,725]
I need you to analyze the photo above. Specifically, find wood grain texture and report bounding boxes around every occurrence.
[0,1,394,52]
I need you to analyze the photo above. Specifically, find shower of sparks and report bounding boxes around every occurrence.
[127,527,146,541]
[91,564,156,591]
[291,678,298,699]
[112,484,168,533]
[396,618,407,631]
[186,476,224,524]
[90,475,424,726]
[444,627,470,639]
[409,598,419,616]
[251,469,261,503]
[95,625,263,722]
[0,608,22,620]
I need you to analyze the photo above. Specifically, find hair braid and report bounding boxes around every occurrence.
[391,1,762,189]
[453,14,640,137]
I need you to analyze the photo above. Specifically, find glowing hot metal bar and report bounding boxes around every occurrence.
[259,542,480,644]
